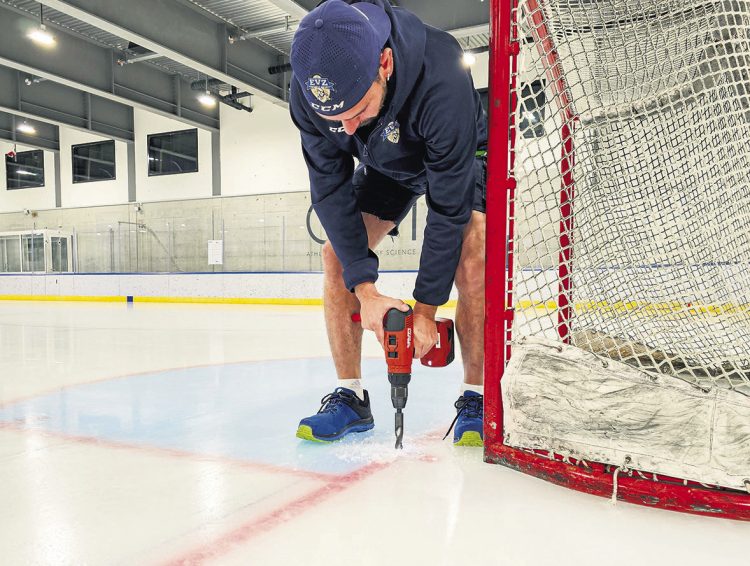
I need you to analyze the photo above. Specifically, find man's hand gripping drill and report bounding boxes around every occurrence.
[353,305,455,449]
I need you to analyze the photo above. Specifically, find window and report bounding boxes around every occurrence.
[72,140,116,183]
[6,150,45,190]
[519,80,546,139]
[477,81,546,139]
[147,129,198,176]
[51,236,69,272]
[478,87,490,116]
[21,234,44,272]
[0,236,21,272]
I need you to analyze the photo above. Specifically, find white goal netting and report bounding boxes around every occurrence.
[503,0,750,490]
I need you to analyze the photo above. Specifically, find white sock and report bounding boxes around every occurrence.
[462,382,484,396]
[338,379,364,401]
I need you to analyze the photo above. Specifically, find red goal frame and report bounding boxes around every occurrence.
[483,0,750,520]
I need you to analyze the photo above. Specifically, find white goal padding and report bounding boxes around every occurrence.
[502,336,750,490]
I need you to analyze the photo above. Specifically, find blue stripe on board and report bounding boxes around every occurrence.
[0,270,418,276]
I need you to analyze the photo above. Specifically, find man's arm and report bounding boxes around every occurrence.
[289,84,379,292]
[291,85,409,346]
[406,43,479,357]
[415,48,478,308]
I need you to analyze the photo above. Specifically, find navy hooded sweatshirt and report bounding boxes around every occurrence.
[290,0,487,306]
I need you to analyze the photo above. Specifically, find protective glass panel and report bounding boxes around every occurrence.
[51,237,69,272]
[0,236,21,272]
[21,234,44,272]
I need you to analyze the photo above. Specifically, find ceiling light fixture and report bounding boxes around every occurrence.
[198,92,217,108]
[18,121,36,135]
[198,77,217,108]
[462,52,477,67]
[27,6,56,47]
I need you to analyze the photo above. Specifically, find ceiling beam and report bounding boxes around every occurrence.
[0,111,60,152]
[448,24,490,39]
[397,0,488,32]
[263,1,490,46]
[262,0,309,20]
[37,0,287,106]
[0,5,219,132]
[260,0,490,39]
[0,65,134,143]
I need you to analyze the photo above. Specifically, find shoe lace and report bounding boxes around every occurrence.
[318,388,358,415]
[442,394,483,440]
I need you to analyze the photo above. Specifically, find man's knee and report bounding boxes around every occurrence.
[321,241,342,276]
[456,254,485,296]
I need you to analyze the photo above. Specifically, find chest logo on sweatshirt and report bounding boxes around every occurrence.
[306,75,335,103]
[382,121,400,144]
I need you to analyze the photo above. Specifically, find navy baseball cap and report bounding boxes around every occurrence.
[291,1,391,116]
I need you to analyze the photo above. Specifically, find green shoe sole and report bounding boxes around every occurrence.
[296,425,332,443]
[454,431,484,447]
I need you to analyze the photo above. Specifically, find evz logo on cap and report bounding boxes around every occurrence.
[306,75,336,103]
[382,121,400,144]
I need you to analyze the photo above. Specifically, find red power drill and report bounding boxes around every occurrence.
[382,306,454,448]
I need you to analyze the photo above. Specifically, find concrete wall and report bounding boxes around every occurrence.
[0,190,428,274]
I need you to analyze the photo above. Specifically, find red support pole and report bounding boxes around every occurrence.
[484,0,516,449]
[558,123,575,343]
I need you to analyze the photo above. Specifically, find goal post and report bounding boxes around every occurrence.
[485,0,750,519]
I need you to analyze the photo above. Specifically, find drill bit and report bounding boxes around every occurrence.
[390,379,409,449]
[395,409,404,449]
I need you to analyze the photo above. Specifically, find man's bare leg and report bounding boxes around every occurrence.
[454,211,486,387]
[321,213,396,380]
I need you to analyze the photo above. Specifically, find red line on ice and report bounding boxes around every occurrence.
[160,429,445,565]
[160,462,389,566]
[0,421,335,482]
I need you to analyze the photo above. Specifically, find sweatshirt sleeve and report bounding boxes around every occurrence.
[414,56,478,305]
[289,85,379,292]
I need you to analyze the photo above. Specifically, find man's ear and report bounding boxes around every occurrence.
[380,48,394,79]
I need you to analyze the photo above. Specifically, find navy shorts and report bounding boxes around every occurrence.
[352,156,487,236]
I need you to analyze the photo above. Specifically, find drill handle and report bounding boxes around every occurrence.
[383,306,413,331]
[383,306,414,376]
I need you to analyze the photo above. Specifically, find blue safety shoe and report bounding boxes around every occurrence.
[296,387,374,442]
[443,391,484,446]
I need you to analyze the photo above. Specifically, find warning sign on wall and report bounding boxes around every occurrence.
[208,240,223,265]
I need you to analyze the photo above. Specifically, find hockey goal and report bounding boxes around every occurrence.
[485,0,750,519]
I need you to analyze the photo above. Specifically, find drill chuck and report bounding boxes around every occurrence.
[388,372,411,410]
[391,385,408,410]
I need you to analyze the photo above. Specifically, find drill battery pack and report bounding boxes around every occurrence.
[420,318,455,368]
